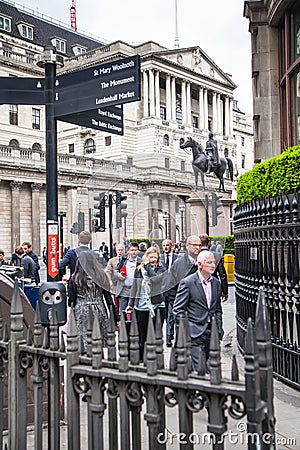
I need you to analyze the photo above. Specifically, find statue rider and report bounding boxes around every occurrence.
[205,132,220,174]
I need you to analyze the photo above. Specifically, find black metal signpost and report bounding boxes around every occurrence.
[0,46,141,282]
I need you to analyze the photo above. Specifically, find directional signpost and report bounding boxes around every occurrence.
[0,47,141,281]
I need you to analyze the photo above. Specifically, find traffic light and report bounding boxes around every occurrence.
[70,222,78,234]
[116,192,128,229]
[78,211,85,234]
[94,193,106,231]
[211,192,223,227]
[92,218,99,232]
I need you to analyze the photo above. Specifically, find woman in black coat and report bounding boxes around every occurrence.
[126,247,166,361]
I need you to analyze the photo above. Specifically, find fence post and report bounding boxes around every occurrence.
[255,288,276,449]
[8,280,27,450]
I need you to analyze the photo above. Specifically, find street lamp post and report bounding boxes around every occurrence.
[179,203,186,253]
[163,211,169,239]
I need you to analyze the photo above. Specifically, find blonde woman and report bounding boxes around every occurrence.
[126,247,166,361]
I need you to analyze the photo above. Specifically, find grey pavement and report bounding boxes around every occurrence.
[33,273,300,449]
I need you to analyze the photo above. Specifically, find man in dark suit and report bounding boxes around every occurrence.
[59,230,96,277]
[173,250,224,372]
[161,239,178,347]
[163,235,201,293]
[99,241,109,263]
[199,234,228,301]
[22,241,40,284]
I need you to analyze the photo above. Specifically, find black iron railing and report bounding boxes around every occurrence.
[0,280,276,449]
[234,190,300,390]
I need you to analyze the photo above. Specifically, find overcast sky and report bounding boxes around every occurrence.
[19,0,253,113]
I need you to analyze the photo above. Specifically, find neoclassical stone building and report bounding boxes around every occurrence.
[244,0,300,161]
[0,0,253,256]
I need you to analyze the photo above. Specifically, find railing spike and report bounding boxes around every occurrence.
[118,313,129,373]
[129,309,140,365]
[43,327,49,349]
[145,313,157,376]
[92,317,102,369]
[208,317,222,385]
[231,354,239,381]
[26,325,33,345]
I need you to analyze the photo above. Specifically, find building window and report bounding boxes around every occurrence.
[176,105,182,124]
[32,142,41,151]
[160,106,166,120]
[52,39,66,53]
[192,115,198,128]
[0,16,11,31]
[32,108,40,130]
[241,136,245,147]
[84,138,96,154]
[9,139,19,148]
[25,51,35,64]
[20,24,33,39]
[181,160,185,171]
[73,46,86,55]
[241,154,245,169]
[3,44,12,58]
[105,136,111,146]
[68,143,75,153]
[127,156,133,166]
[163,134,169,146]
[165,157,170,169]
[9,104,18,125]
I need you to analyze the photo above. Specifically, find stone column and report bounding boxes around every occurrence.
[199,87,204,130]
[229,98,233,136]
[171,76,176,121]
[217,93,222,134]
[155,70,160,118]
[212,91,217,134]
[181,80,186,125]
[143,70,149,117]
[224,96,230,137]
[10,181,23,252]
[185,202,192,237]
[203,88,208,130]
[169,197,177,243]
[151,196,160,239]
[166,74,171,121]
[31,183,43,255]
[149,69,155,116]
[186,82,192,127]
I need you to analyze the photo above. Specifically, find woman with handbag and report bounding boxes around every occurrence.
[68,251,119,353]
[126,246,166,361]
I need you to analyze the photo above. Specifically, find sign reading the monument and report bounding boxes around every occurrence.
[55,55,141,116]
[59,104,124,135]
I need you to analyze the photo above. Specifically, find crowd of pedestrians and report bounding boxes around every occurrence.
[0,231,228,372]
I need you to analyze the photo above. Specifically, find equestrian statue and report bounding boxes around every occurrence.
[180,134,233,192]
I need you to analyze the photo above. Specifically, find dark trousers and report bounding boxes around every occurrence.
[166,300,174,342]
[135,308,165,361]
[190,329,211,372]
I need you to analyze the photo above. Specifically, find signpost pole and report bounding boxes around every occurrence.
[108,194,113,259]
[37,46,64,282]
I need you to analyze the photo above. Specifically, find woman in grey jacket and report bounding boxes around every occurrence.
[126,247,166,361]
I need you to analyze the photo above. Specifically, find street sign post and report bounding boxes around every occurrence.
[54,55,141,116]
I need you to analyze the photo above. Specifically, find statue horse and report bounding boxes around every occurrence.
[180,136,233,192]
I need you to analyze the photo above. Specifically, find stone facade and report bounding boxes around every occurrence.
[0,1,253,256]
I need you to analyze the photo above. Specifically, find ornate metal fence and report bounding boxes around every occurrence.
[0,280,276,450]
[234,191,300,390]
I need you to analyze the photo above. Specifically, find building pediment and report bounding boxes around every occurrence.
[153,46,236,88]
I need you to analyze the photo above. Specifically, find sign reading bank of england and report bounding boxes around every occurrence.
[55,55,141,117]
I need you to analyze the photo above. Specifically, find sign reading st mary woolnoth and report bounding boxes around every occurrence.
[55,55,141,117]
